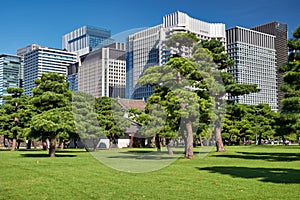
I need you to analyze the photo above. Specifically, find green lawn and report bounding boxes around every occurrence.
[0,145,299,200]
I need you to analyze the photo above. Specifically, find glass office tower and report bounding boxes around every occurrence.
[252,22,288,110]
[62,25,114,57]
[0,54,22,104]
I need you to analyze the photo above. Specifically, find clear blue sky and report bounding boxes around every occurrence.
[0,0,298,55]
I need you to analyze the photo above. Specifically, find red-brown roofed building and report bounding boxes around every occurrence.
[117,99,146,111]
[117,99,147,147]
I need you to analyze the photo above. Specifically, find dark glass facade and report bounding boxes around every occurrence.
[0,54,22,104]
[252,22,288,110]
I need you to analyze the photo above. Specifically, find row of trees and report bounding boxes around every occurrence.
[277,26,300,141]
[0,26,299,158]
[136,32,273,158]
[0,73,129,157]
[135,27,300,158]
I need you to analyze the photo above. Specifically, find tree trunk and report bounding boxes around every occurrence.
[11,102,19,151]
[60,139,64,150]
[49,135,56,157]
[109,139,113,149]
[11,131,17,151]
[129,133,135,148]
[2,135,5,147]
[185,121,194,158]
[155,134,161,152]
[33,139,37,149]
[166,138,173,155]
[93,139,97,151]
[8,138,12,149]
[17,140,21,149]
[82,139,89,152]
[215,125,225,152]
[199,135,203,147]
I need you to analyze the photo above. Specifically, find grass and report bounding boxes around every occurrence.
[0,145,299,200]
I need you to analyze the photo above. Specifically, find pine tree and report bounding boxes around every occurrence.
[72,92,102,151]
[30,73,75,157]
[95,97,130,149]
[277,26,300,141]
[0,88,31,150]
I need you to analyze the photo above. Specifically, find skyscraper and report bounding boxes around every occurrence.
[23,46,77,95]
[251,22,288,110]
[0,54,22,104]
[78,42,126,98]
[16,44,40,57]
[62,25,114,57]
[126,11,226,99]
[226,26,277,111]
[126,25,164,99]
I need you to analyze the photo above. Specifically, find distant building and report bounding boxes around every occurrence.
[78,42,126,98]
[62,25,114,57]
[251,22,288,110]
[16,44,40,57]
[23,46,77,95]
[126,25,163,100]
[67,63,79,92]
[126,11,226,99]
[226,26,277,111]
[0,54,22,104]
[118,98,146,148]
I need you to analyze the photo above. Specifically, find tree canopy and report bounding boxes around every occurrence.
[95,97,130,149]
[0,88,32,150]
[277,26,300,140]
[30,73,76,157]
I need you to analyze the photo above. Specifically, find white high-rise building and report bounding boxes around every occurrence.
[23,46,77,95]
[226,26,277,111]
[126,11,226,99]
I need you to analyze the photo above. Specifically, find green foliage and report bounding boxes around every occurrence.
[95,97,130,146]
[277,26,300,138]
[31,108,74,137]
[72,92,102,149]
[29,72,76,156]
[139,33,228,156]
[166,32,199,58]
[223,103,277,142]
[0,89,32,146]
[200,39,234,70]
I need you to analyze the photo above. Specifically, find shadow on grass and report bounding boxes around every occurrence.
[198,166,300,184]
[125,150,185,155]
[213,152,300,162]
[103,151,178,160]
[15,149,44,152]
[0,148,11,151]
[96,149,212,160]
[106,155,176,160]
[21,153,77,158]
